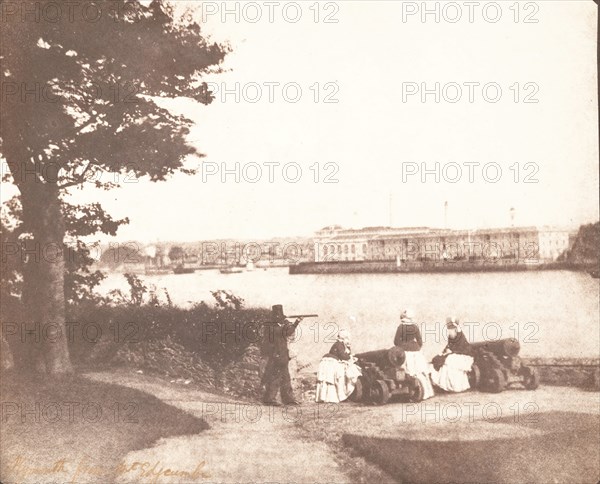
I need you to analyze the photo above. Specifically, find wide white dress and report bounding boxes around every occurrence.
[430,353,474,393]
[404,351,435,399]
[315,357,361,403]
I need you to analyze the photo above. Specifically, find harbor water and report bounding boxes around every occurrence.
[98,269,600,366]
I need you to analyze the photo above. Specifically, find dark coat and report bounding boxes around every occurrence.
[262,321,296,365]
[433,331,472,370]
[394,322,423,351]
[444,331,472,355]
[323,340,351,360]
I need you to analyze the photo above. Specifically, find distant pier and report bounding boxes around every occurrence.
[289,259,586,275]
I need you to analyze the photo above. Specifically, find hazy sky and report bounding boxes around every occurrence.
[3,1,598,242]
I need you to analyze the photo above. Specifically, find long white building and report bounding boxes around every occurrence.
[314,225,576,263]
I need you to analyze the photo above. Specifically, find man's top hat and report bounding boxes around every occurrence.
[271,304,285,319]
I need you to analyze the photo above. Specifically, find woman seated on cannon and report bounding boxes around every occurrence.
[394,309,434,400]
[430,317,474,393]
[315,329,362,403]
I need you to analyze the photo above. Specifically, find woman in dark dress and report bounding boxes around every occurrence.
[315,329,361,403]
[394,309,434,399]
[431,317,474,392]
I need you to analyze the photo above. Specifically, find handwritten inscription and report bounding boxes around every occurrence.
[3,455,210,483]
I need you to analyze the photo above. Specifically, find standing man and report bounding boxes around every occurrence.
[261,305,303,405]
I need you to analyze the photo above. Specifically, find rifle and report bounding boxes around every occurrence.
[262,314,318,326]
[287,314,318,330]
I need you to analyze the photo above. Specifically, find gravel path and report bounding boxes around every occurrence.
[84,371,351,483]
[84,371,600,483]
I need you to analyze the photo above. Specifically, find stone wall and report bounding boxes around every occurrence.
[522,357,600,390]
[289,260,580,275]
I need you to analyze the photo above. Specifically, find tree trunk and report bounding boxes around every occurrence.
[20,183,73,374]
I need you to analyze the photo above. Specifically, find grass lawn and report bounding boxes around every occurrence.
[342,411,600,483]
[1,371,208,483]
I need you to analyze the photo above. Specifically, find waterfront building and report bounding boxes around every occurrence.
[314,225,575,264]
[314,225,430,262]
[537,227,573,261]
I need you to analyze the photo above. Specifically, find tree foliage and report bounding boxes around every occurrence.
[168,245,185,263]
[0,0,229,373]
[2,0,228,193]
[566,222,600,266]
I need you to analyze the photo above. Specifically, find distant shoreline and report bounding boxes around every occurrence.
[289,260,598,275]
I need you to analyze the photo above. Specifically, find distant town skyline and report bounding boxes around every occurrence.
[87,218,586,247]
[1,1,598,243]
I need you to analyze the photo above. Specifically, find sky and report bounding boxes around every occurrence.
[2,1,598,242]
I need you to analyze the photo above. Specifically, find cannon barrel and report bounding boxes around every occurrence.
[470,338,520,358]
[355,346,406,368]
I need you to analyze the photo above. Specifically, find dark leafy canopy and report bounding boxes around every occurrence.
[0,0,229,312]
[1,2,228,261]
[566,222,600,265]
[1,0,228,193]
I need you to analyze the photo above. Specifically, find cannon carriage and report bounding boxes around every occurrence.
[349,347,425,405]
[468,338,539,393]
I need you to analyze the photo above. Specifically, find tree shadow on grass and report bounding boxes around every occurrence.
[1,373,208,482]
[342,412,600,483]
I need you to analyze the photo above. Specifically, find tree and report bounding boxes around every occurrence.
[0,0,229,374]
[168,245,185,263]
[566,222,600,266]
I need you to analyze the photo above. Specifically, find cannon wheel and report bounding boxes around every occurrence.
[522,366,540,390]
[488,368,506,393]
[407,378,425,403]
[369,380,390,405]
[349,376,364,402]
[468,364,481,390]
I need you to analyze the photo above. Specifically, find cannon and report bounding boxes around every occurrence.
[468,338,539,393]
[349,346,425,405]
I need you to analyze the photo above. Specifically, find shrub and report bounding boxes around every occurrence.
[66,296,271,369]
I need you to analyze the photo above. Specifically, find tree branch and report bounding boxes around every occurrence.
[57,161,93,190]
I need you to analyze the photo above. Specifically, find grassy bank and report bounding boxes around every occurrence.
[61,300,273,400]
[0,372,208,483]
[0,280,273,399]
[293,389,600,484]
[1,289,275,482]
[342,411,600,482]
[66,301,271,366]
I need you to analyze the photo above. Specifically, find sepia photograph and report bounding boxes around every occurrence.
[1,1,599,483]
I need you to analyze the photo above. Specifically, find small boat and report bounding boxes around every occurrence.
[145,267,172,275]
[219,266,243,274]
[173,265,195,274]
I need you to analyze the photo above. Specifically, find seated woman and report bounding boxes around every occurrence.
[430,317,474,393]
[394,309,434,399]
[315,329,361,403]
